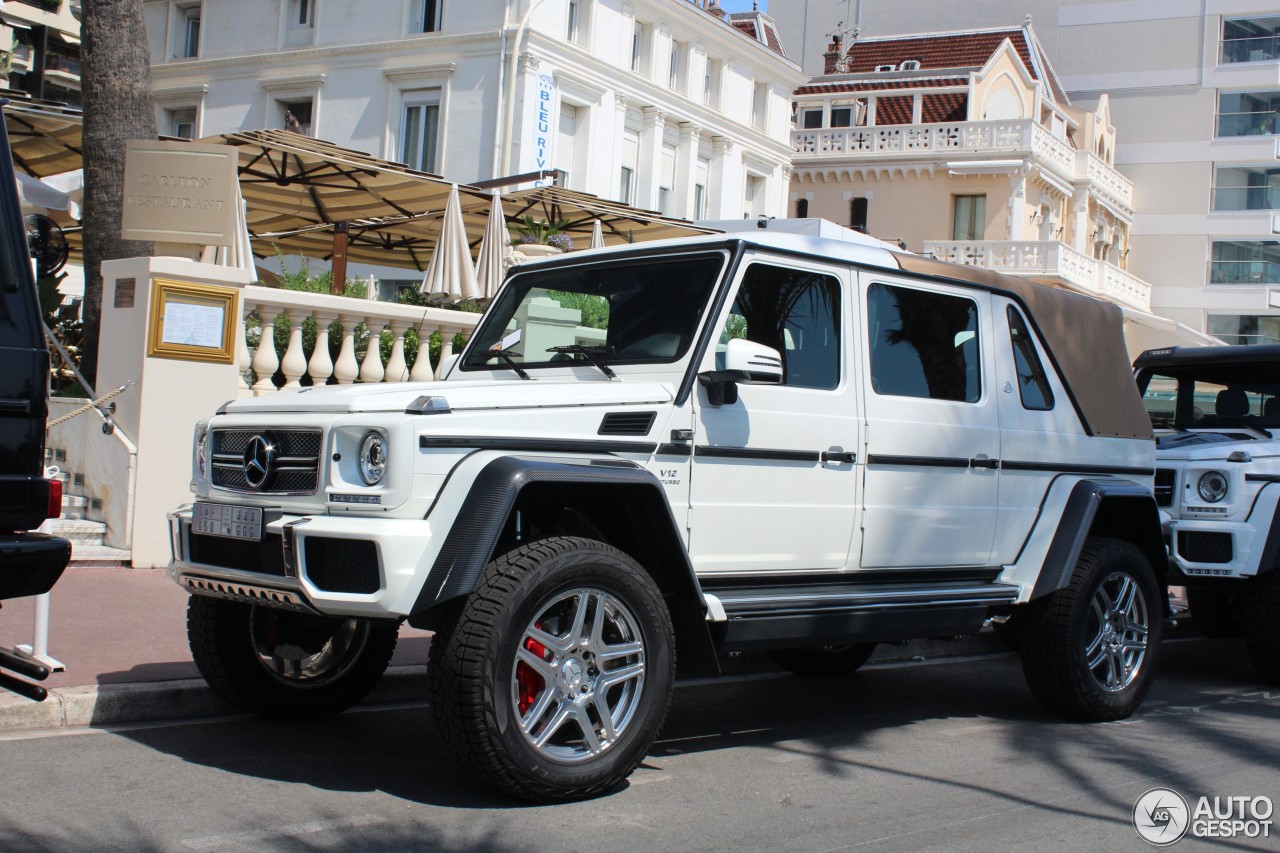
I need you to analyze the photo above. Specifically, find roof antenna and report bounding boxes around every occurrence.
[752,0,758,9]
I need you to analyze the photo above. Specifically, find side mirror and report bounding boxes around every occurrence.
[698,339,783,406]
[438,353,460,379]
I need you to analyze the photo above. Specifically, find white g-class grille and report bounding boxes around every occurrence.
[210,428,323,494]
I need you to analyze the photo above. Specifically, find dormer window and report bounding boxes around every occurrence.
[874,63,896,72]
[900,59,921,70]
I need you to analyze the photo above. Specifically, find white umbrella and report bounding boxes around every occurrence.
[473,190,510,303]
[16,171,79,219]
[590,218,605,249]
[420,183,480,305]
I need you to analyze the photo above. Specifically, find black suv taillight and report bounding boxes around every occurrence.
[46,478,61,520]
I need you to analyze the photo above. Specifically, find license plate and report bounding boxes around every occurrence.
[192,502,263,541]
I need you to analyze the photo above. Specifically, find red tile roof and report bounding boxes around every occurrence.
[922,92,967,122]
[875,95,914,125]
[821,26,1070,105]
[727,12,787,57]
[795,77,964,95]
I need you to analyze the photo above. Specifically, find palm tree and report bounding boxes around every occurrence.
[79,0,156,387]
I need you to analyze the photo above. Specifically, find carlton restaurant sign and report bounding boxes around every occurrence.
[120,140,239,246]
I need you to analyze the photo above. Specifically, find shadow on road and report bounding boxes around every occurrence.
[104,635,1279,824]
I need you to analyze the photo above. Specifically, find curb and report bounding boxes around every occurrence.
[0,633,1010,734]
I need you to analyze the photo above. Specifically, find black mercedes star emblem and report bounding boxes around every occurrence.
[242,434,275,489]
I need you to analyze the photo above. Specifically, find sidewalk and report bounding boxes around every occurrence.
[0,566,1008,733]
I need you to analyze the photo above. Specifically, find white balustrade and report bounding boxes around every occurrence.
[1079,152,1135,209]
[239,285,480,394]
[250,307,280,395]
[280,311,309,389]
[923,240,1151,311]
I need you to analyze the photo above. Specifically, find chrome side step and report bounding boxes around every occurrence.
[715,581,1020,619]
[180,575,317,614]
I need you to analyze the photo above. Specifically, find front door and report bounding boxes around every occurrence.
[857,274,1000,568]
[688,256,861,575]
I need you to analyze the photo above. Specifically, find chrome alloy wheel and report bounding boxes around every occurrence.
[1084,571,1149,692]
[250,608,370,687]
[512,588,647,764]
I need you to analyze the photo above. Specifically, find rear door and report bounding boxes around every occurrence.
[858,273,1000,568]
[0,117,50,533]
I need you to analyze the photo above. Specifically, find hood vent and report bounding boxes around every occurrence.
[599,411,657,436]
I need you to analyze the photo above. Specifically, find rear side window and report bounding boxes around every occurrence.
[867,282,980,402]
[1006,306,1054,410]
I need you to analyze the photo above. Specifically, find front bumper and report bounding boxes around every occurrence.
[166,507,437,619]
[1166,518,1261,579]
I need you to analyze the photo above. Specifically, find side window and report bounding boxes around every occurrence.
[1006,306,1054,410]
[721,264,841,390]
[868,282,980,402]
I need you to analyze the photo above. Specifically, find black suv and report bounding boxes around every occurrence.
[0,106,71,699]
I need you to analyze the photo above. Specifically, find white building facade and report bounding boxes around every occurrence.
[143,0,804,222]
[772,0,1280,345]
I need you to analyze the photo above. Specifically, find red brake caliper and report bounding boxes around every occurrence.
[517,622,549,715]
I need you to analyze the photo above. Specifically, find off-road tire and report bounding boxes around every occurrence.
[187,596,397,718]
[428,536,675,803]
[1018,537,1162,721]
[1186,583,1243,639]
[770,643,877,676]
[1243,571,1280,684]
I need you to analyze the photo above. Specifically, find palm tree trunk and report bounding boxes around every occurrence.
[79,0,156,387]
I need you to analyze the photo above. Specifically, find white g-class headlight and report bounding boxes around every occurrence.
[193,421,210,478]
[358,431,387,485]
[1198,471,1228,503]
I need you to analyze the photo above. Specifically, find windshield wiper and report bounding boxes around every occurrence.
[487,350,532,380]
[547,344,616,379]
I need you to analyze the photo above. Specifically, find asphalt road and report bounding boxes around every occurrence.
[1,637,1277,853]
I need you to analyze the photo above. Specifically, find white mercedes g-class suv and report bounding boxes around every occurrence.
[1135,344,1280,682]
[169,229,1166,802]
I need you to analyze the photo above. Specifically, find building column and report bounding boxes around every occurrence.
[709,135,736,220]
[1071,192,1091,253]
[1007,167,1029,241]
[637,106,666,211]
[675,123,701,220]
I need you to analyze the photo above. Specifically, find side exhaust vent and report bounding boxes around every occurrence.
[598,411,657,436]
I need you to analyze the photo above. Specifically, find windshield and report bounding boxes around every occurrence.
[1138,366,1280,431]
[461,253,725,373]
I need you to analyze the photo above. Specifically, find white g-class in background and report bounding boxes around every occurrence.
[169,228,1166,802]
[1135,345,1280,682]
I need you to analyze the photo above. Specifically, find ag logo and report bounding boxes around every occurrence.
[1133,787,1190,846]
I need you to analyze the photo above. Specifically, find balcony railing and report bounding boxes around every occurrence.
[922,240,1151,311]
[1209,259,1280,284]
[44,55,81,76]
[1211,185,1280,211]
[1216,111,1280,137]
[237,286,480,394]
[1221,35,1280,64]
[792,118,1134,208]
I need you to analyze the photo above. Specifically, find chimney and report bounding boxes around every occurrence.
[823,33,844,75]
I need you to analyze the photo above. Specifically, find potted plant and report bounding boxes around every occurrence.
[510,215,575,257]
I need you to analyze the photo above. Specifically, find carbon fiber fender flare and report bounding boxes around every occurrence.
[1029,478,1169,602]
[408,454,718,674]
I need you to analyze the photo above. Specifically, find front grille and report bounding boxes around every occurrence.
[211,429,322,494]
[304,537,380,594]
[1178,531,1233,564]
[599,411,657,436]
[188,531,287,576]
[1154,469,1176,508]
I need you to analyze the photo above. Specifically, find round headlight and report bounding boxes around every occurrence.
[358,431,387,486]
[195,429,208,477]
[1198,471,1228,503]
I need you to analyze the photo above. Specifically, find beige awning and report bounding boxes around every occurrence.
[4,101,83,178]
[503,185,716,248]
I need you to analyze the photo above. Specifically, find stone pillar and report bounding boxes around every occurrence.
[307,313,336,386]
[1071,192,1091,253]
[251,308,280,395]
[385,322,410,382]
[279,311,309,389]
[637,106,666,211]
[360,323,387,384]
[1007,168,1029,241]
[97,257,252,568]
[675,123,701,220]
[333,315,361,384]
[710,136,736,220]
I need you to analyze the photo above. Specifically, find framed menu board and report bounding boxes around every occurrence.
[146,279,239,364]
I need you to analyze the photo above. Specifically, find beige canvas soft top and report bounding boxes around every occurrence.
[892,253,1151,441]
